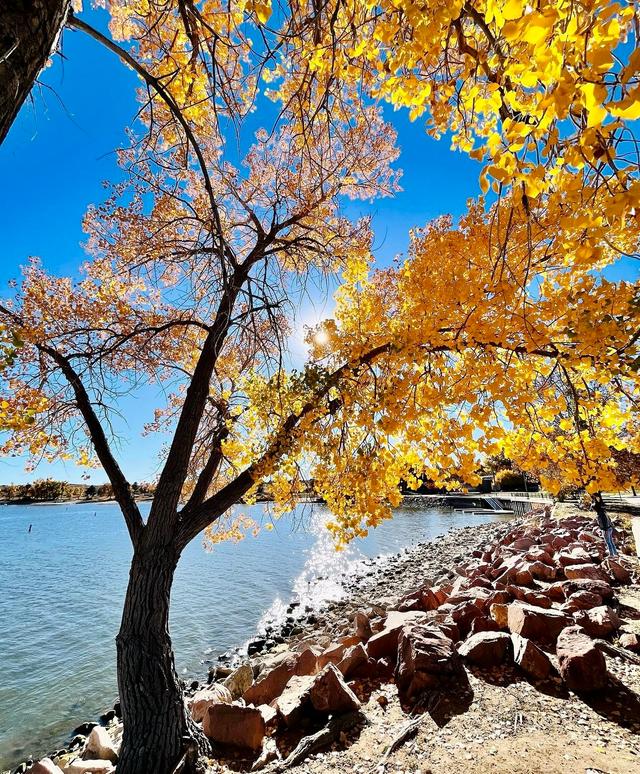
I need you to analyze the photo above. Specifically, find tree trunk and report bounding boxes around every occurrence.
[116,543,209,774]
[0,0,70,146]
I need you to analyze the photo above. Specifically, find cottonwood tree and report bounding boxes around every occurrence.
[0,0,70,144]
[0,4,400,771]
[1,2,639,773]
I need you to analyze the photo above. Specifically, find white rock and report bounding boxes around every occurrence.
[84,726,118,762]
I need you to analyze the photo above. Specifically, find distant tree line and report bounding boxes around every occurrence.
[0,479,155,502]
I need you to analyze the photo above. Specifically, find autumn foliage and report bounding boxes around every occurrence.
[0,1,638,770]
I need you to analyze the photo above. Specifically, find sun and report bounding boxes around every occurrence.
[313,328,330,346]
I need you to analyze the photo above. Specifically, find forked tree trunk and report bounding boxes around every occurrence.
[0,0,70,145]
[116,543,209,774]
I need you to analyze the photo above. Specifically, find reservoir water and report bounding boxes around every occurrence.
[0,499,507,767]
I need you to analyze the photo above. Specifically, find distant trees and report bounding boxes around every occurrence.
[0,479,154,501]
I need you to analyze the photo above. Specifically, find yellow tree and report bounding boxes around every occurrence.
[1,4,400,771]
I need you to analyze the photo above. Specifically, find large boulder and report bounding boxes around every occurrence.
[449,600,483,638]
[573,606,622,638]
[561,590,603,613]
[395,625,463,700]
[397,586,440,612]
[223,663,254,700]
[189,684,232,722]
[203,703,266,750]
[275,663,360,727]
[84,727,118,763]
[458,631,512,667]
[243,648,317,705]
[336,643,368,678]
[556,626,608,693]
[511,633,552,680]
[523,561,558,582]
[563,578,614,601]
[365,611,432,660]
[26,760,64,774]
[555,547,593,567]
[507,603,572,645]
[564,564,611,584]
[602,557,633,585]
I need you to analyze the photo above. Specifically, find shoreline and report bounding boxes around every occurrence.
[9,506,640,774]
[4,515,514,773]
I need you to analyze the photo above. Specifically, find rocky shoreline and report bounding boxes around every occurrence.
[10,506,640,774]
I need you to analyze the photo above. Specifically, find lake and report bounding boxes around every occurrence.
[0,499,506,767]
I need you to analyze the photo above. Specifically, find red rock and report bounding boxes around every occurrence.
[396,625,463,700]
[275,664,360,726]
[556,547,593,567]
[435,618,460,642]
[26,760,63,774]
[486,589,512,606]
[351,656,394,680]
[507,586,552,609]
[469,615,501,635]
[525,547,554,565]
[564,564,611,583]
[509,537,536,551]
[243,649,317,705]
[563,578,614,601]
[449,600,483,637]
[432,585,449,605]
[397,586,440,612]
[551,535,571,550]
[556,625,608,693]
[354,611,372,640]
[547,582,567,601]
[602,557,632,585]
[620,632,640,652]
[561,590,603,613]
[365,611,432,660]
[523,561,557,581]
[458,631,513,666]
[317,641,348,669]
[507,603,572,645]
[257,703,278,732]
[190,685,232,722]
[511,633,552,679]
[336,643,367,678]
[573,606,622,638]
[447,586,493,610]
[203,703,265,750]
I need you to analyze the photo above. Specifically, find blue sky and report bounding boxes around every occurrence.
[1,8,635,485]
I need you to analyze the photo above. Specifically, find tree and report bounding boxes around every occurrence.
[1,2,638,773]
[0,1,70,145]
[1,4,400,770]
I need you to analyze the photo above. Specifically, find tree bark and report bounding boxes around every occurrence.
[0,0,70,145]
[116,542,209,774]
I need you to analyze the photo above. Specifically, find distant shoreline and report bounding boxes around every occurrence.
[0,496,154,506]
